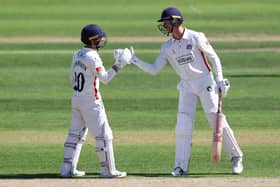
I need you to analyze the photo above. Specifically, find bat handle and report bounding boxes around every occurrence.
[217,88,222,113]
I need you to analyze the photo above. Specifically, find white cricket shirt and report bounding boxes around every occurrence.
[70,47,116,101]
[134,28,223,82]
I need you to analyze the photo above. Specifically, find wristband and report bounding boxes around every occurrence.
[112,64,120,72]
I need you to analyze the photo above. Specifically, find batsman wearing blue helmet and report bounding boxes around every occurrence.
[60,24,130,178]
[117,7,243,176]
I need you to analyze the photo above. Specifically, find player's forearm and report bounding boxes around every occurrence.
[133,57,162,75]
[98,69,116,84]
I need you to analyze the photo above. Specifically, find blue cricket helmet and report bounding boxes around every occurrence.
[157,7,183,25]
[81,24,107,47]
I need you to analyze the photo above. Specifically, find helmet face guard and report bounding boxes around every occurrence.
[157,18,182,36]
[90,35,107,49]
[96,36,107,49]
[157,23,170,36]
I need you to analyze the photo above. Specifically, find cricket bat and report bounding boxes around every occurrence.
[211,89,223,162]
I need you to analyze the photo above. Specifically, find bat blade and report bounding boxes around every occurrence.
[211,113,223,162]
[211,89,223,162]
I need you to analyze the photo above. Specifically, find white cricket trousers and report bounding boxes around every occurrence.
[62,96,117,174]
[174,73,243,172]
[71,96,113,140]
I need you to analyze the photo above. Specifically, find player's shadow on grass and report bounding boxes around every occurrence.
[0,173,103,179]
[0,173,62,179]
[120,172,233,178]
[0,172,233,179]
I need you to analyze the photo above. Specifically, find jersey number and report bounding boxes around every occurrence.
[73,72,85,92]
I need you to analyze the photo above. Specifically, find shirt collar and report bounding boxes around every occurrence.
[171,28,188,42]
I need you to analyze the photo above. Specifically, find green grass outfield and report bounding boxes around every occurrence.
[0,0,280,180]
[0,41,279,178]
[0,0,280,36]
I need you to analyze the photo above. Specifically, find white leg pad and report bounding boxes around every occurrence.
[95,137,117,176]
[174,112,194,172]
[223,126,243,160]
[62,127,88,174]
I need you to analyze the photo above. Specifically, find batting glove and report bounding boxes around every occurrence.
[129,46,140,64]
[114,49,124,61]
[112,48,132,72]
[217,78,230,97]
[115,48,132,65]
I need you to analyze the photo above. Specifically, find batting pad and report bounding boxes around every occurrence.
[95,137,117,175]
[223,126,243,160]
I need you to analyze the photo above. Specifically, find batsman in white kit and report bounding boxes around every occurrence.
[117,7,244,176]
[60,24,129,178]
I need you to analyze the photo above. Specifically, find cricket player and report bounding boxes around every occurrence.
[60,24,129,178]
[118,7,243,176]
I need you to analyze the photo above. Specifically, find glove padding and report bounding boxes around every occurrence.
[217,78,230,97]
[113,49,125,70]
[129,46,138,64]
[114,48,132,68]
[114,49,124,61]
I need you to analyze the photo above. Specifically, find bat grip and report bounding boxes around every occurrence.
[217,89,222,113]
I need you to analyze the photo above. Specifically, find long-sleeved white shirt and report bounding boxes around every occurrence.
[70,47,116,100]
[134,28,223,82]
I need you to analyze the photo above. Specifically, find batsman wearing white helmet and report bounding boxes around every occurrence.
[117,7,243,176]
[60,24,129,178]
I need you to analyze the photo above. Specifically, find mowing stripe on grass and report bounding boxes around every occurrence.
[1,48,280,55]
[1,35,280,43]
[1,130,279,146]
